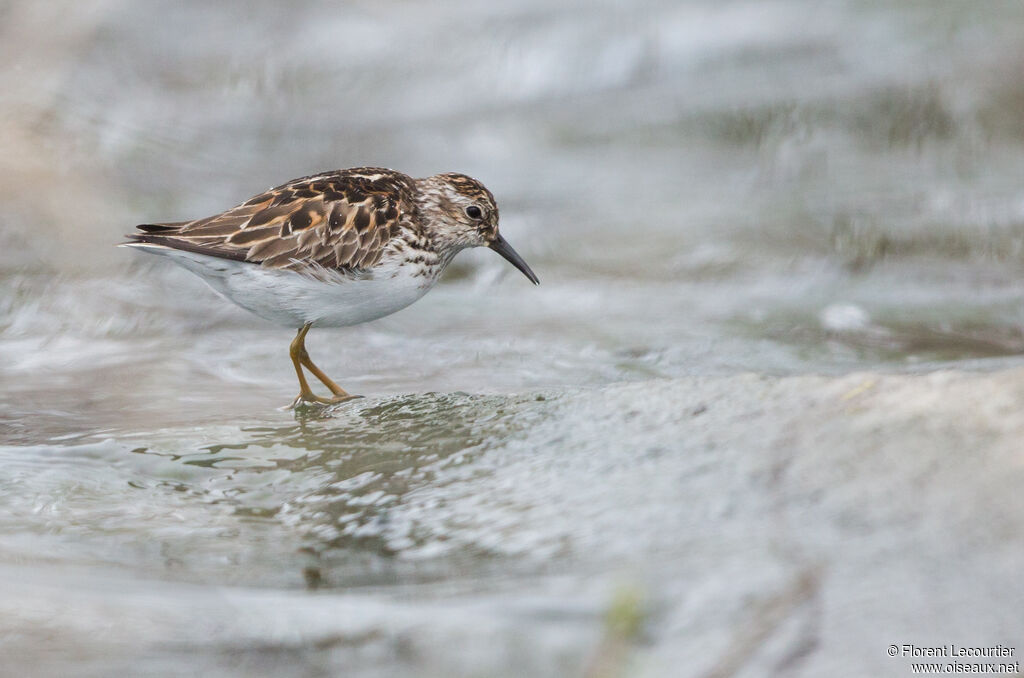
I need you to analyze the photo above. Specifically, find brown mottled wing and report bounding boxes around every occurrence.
[130,169,411,272]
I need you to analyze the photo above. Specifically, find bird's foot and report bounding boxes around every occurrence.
[285,393,363,411]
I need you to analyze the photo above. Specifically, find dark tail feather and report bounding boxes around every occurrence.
[118,231,250,263]
[122,233,167,244]
[119,221,187,246]
[135,221,189,233]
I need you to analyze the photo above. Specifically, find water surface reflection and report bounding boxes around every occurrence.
[124,392,549,586]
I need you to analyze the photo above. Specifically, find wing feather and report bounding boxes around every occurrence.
[126,168,414,274]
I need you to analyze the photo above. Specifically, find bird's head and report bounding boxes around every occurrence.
[417,172,539,284]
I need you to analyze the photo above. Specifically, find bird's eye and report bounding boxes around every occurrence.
[465,205,483,220]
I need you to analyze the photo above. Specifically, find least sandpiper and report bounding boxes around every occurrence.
[121,167,539,407]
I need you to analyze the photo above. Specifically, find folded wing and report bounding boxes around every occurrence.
[126,168,412,272]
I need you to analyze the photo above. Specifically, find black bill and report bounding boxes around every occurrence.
[488,234,540,285]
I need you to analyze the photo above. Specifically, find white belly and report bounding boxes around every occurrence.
[140,246,434,328]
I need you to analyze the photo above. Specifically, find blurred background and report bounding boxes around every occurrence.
[3,2,1024,677]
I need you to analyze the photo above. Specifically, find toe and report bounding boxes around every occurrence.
[328,394,363,404]
[283,393,363,410]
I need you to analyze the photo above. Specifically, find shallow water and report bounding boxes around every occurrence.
[3,1,1024,676]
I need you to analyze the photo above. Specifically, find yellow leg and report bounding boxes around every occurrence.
[287,323,361,407]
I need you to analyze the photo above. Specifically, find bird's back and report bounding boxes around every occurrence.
[123,167,419,274]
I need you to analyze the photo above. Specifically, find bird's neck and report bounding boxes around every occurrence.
[390,227,464,282]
